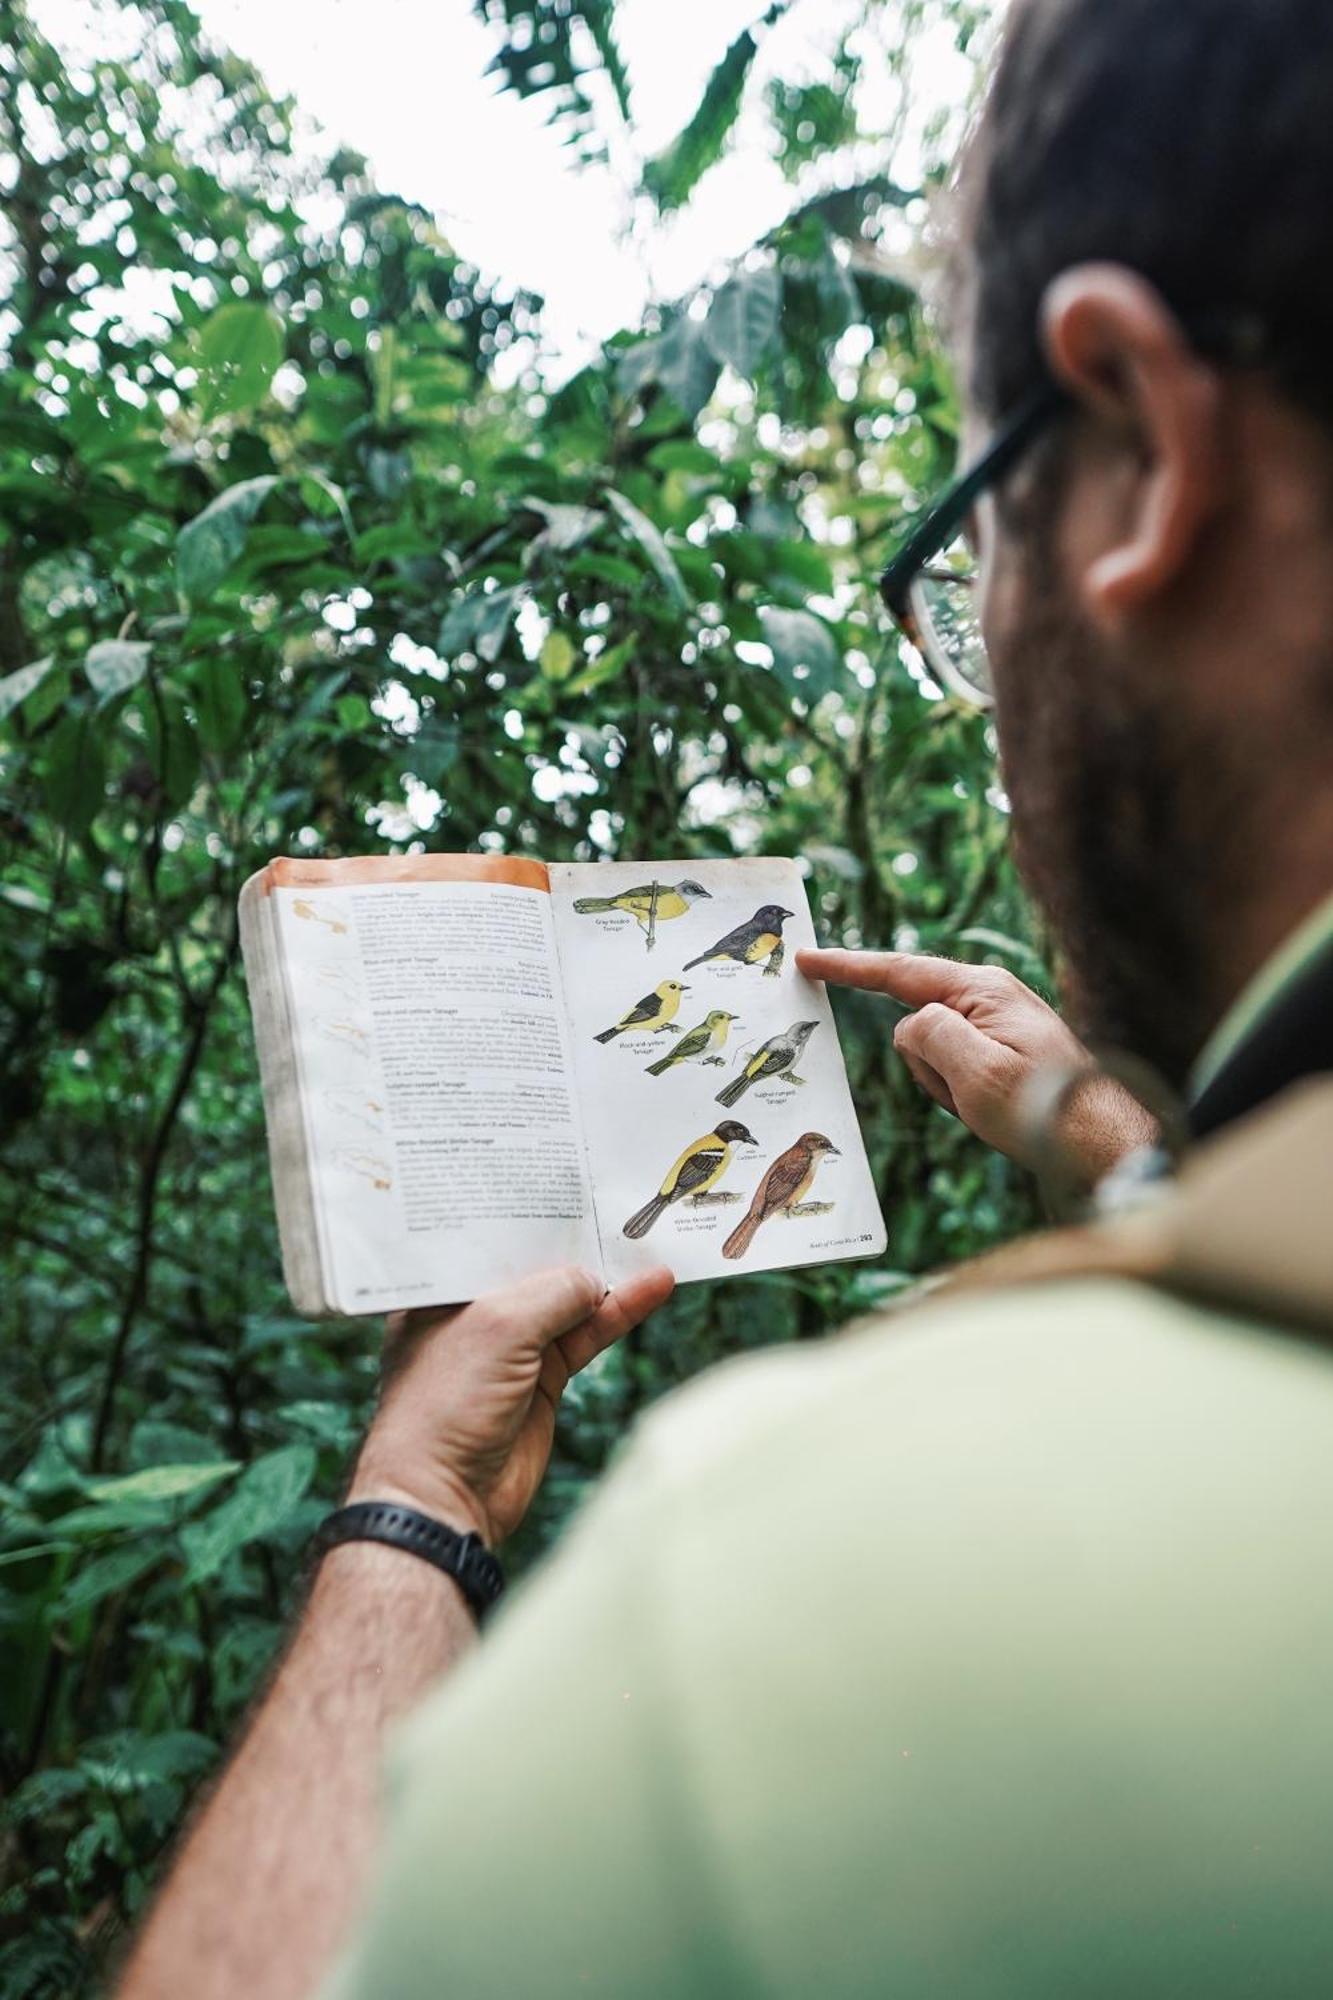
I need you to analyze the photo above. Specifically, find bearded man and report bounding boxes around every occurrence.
[121,4,1333,1996]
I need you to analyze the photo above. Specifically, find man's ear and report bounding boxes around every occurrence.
[1040,263,1226,627]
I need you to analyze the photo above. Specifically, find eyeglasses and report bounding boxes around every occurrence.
[878,381,1066,709]
[878,311,1273,709]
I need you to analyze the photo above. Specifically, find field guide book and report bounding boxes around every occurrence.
[239,854,887,1315]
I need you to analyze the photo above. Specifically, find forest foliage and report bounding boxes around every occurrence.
[0,1,1041,1989]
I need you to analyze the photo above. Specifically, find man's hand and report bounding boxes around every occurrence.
[117,1263,674,2000]
[350,1263,676,1547]
[798,948,1159,1187]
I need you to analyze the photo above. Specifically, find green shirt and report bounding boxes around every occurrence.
[326,1278,1333,1998]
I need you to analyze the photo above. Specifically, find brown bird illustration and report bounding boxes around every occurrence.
[722,1131,841,1261]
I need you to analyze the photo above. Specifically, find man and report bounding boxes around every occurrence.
[121,0,1333,1993]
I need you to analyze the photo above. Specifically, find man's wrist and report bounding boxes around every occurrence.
[344,1462,492,1548]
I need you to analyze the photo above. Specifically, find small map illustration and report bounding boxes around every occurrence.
[323,1088,385,1136]
[294,896,350,936]
[334,1148,392,1191]
[318,1016,370,1059]
[316,962,362,1003]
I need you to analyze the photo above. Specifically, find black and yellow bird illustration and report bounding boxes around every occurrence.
[622,1121,758,1240]
[645,1009,737,1077]
[572,879,711,951]
[723,1131,841,1260]
[682,903,795,979]
[594,979,688,1043]
[716,1020,820,1107]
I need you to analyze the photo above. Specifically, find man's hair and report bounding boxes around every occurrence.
[959,0,1333,424]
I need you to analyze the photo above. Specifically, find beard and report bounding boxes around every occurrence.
[992,554,1258,1093]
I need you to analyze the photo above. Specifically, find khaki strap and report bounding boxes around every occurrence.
[928,1080,1333,1335]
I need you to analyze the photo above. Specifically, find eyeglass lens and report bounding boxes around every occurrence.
[907,538,992,706]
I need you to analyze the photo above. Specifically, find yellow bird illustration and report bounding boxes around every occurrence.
[572,879,712,951]
[622,1121,758,1239]
[594,979,688,1044]
[645,1009,737,1077]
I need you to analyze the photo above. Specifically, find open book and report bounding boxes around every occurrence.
[239,854,887,1315]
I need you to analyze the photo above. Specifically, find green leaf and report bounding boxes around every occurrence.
[704,266,782,379]
[0,655,55,723]
[440,585,522,665]
[87,1463,240,1506]
[179,1445,316,1584]
[57,1543,164,1616]
[80,1729,216,1792]
[191,655,249,755]
[540,630,577,681]
[605,491,690,613]
[524,499,605,555]
[41,715,106,836]
[85,640,150,701]
[196,302,284,416]
[642,21,772,211]
[566,634,635,696]
[617,317,720,422]
[758,605,841,702]
[177,476,280,603]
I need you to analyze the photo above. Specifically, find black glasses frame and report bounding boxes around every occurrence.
[878,380,1068,622]
[878,310,1272,633]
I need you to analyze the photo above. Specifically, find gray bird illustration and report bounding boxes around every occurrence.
[716,1020,820,1107]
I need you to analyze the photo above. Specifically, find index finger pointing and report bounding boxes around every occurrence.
[796,948,977,1008]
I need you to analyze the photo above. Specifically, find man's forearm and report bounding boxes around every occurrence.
[118,1542,475,2000]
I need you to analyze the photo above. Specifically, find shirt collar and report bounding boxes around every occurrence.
[1188,889,1333,1137]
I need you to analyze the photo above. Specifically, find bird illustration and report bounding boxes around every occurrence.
[682,903,796,979]
[622,1121,758,1240]
[645,1009,738,1077]
[572,879,711,951]
[722,1132,841,1261]
[594,979,688,1043]
[716,1020,820,1107]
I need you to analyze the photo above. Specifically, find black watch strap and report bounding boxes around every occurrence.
[311,1501,505,1622]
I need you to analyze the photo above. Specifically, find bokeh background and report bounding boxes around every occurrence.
[0,1,1045,1988]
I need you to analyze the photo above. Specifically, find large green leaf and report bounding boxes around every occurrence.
[616,316,721,422]
[642,13,787,211]
[759,605,841,702]
[177,476,280,603]
[57,1543,164,1616]
[87,1463,240,1506]
[0,654,55,723]
[179,1445,317,1584]
[605,490,690,612]
[85,640,151,701]
[196,302,284,416]
[704,267,782,379]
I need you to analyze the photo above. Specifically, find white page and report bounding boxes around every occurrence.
[549,857,887,1287]
[274,874,598,1312]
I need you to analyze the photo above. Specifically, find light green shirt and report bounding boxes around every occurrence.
[326,1281,1333,1998]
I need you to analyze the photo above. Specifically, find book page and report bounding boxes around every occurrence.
[549,857,887,1287]
[266,858,598,1313]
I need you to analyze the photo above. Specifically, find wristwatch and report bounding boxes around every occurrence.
[311,1500,505,1622]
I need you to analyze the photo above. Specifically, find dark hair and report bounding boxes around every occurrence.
[959,0,1333,424]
